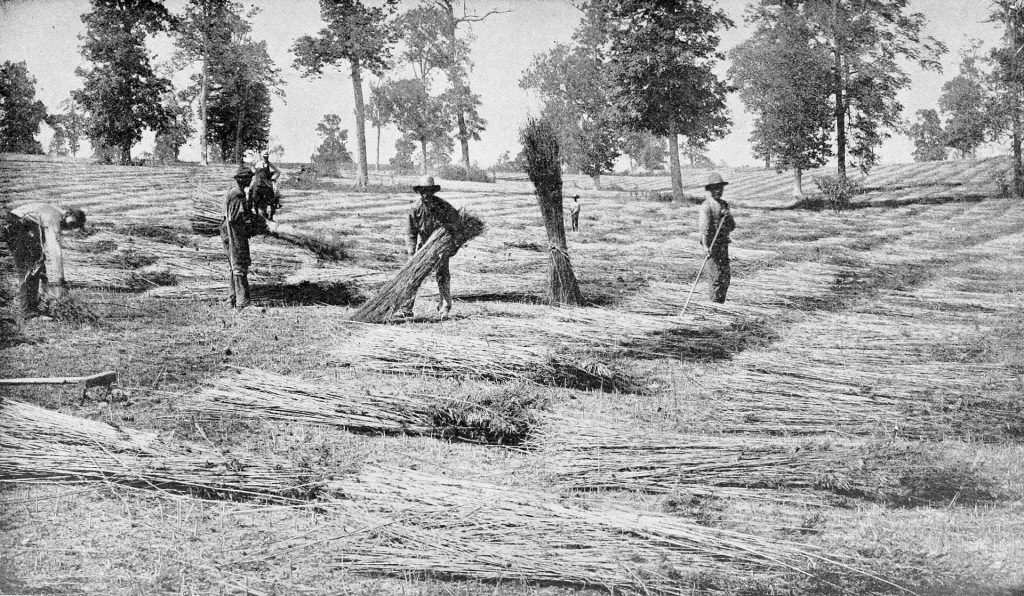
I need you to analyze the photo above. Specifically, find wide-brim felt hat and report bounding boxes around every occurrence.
[234,165,254,179]
[704,172,728,190]
[413,175,441,192]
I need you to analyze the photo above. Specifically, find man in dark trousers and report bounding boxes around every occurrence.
[697,173,736,303]
[398,175,461,319]
[2,203,86,320]
[569,194,581,232]
[221,165,264,310]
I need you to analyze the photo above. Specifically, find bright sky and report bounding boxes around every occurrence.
[0,0,1004,168]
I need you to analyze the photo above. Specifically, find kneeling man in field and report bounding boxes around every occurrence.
[2,203,86,320]
[398,176,462,319]
[697,173,736,303]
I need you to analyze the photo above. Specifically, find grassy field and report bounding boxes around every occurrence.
[1,154,1023,595]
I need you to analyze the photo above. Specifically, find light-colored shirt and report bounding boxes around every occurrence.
[11,203,68,286]
[697,197,735,251]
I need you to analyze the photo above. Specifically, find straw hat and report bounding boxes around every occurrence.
[413,175,441,193]
[704,172,728,190]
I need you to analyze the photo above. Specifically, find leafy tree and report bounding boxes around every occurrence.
[419,1,500,170]
[988,1,1024,195]
[366,81,388,170]
[153,91,194,163]
[622,131,666,172]
[171,0,243,166]
[730,0,833,196]
[292,0,399,187]
[390,135,416,173]
[376,77,450,175]
[596,0,733,200]
[0,61,49,154]
[206,35,283,163]
[73,0,174,164]
[938,47,989,159]
[907,109,947,162]
[803,0,945,177]
[312,113,353,175]
[520,41,621,188]
[54,98,88,157]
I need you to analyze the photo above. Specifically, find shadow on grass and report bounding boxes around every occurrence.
[619,319,779,362]
[784,192,993,211]
[251,280,362,306]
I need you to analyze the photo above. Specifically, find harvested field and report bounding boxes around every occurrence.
[2,155,1023,595]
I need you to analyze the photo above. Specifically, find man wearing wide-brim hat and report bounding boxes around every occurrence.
[697,172,736,303]
[220,165,260,310]
[399,175,462,318]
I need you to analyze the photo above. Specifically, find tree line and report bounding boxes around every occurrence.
[3,0,1024,197]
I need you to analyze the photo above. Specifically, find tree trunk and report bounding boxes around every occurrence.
[591,174,601,189]
[792,168,805,198]
[668,122,683,201]
[350,62,369,187]
[457,111,471,171]
[375,124,381,172]
[831,6,847,180]
[420,138,429,175]
[200,28,209,166]
[1015,100,1023,198]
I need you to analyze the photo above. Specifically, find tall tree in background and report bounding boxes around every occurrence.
[989,1,1024,195]
[312,113,354,175]
[366,81,388,171]
[431,0,502,170]
[520,41,621,188]
[153,91,194,163]
[0,61,48,154]
[907,109,947,162]
[73,0,174,164]
[521,118,582,307]
[622,131,666,173]
[206,35,282,163]
[376,77,450,174]
[172,0,239,166]
[292,0,399,187]
[598,0,732,201]
[938,45,989,159]
[55,98,87,158]
[731,0,833,197]
[804,0,945,177]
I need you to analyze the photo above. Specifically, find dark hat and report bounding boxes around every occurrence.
[704,172,728,190]
[412,175,441,193]
[64,208,86,230]
[234,165,254,180]
[573,194,580,199]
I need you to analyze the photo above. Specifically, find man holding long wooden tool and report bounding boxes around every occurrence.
[697,173,736,303]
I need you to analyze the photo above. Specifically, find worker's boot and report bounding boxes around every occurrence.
[234,274,251,310]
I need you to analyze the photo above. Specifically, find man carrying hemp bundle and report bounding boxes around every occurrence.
[397,175,462,319]
[697,172,736,303]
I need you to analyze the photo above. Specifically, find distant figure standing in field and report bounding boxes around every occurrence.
[247,150,281,221]
[398,176,461,319]
[2,203,86,319]
[569,194,581,232]
[222,166,264,310]
[697,173,736,303]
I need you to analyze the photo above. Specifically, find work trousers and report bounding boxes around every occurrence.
[399,255,451,315]
[5,216,46,316]
[707,245,730,303]
[219,220,251,276]
[571,213,579,232]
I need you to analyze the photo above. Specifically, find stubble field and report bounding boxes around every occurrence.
[1,154,1023,595]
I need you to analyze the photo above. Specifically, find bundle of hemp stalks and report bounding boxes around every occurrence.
[315,468,890,594]
[0,398,324,503]
[190,194,346,261]
[350,209,484,323]
[192,367,537,445]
